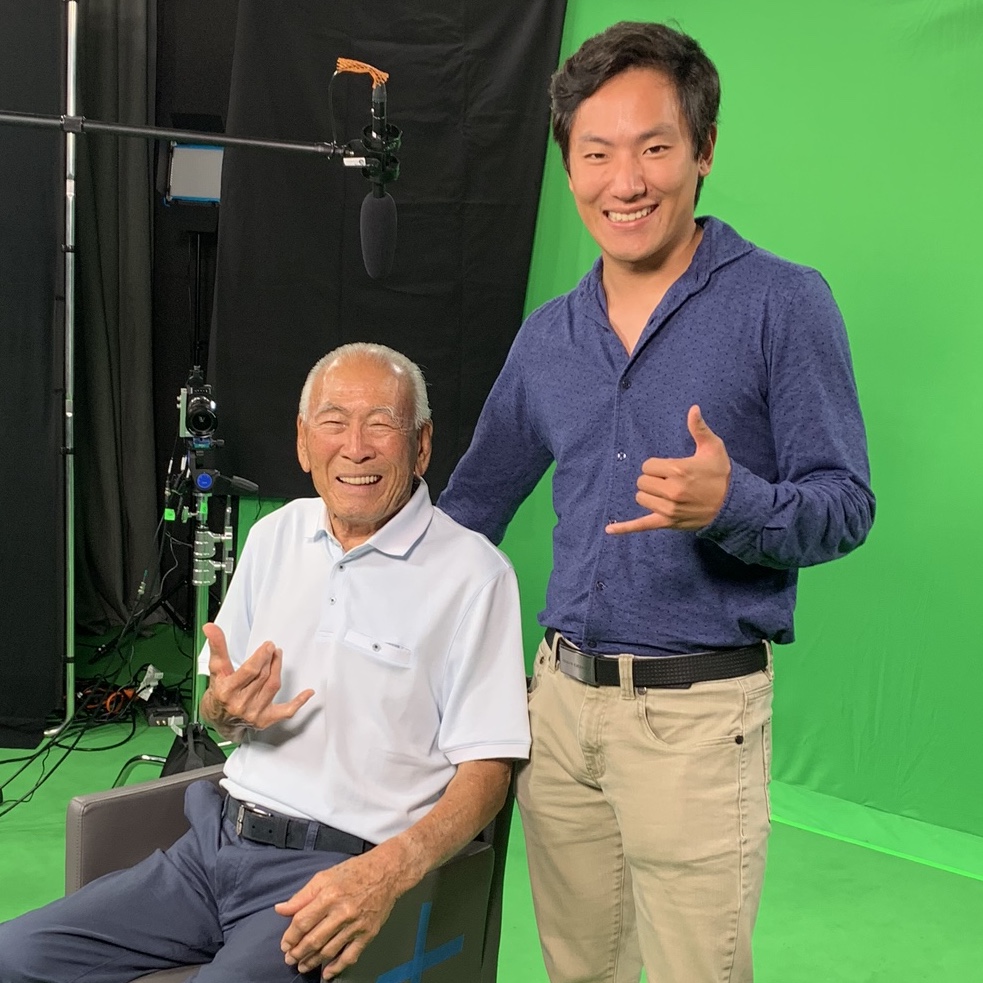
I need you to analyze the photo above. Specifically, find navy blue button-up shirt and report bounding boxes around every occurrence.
[439,218,874,656]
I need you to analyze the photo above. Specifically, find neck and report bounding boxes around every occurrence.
[601,220,703,306]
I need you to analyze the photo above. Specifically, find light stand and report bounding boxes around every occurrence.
[0,0,399,744]
[114,372,257,786]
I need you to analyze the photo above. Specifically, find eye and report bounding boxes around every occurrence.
[643,144,669,155]
[315,417,346,433]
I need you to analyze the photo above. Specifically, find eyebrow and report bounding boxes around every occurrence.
[575,124,679,146]
[312,402,402,421]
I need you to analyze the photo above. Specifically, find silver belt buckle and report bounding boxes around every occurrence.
[235,801,270,837]
[557,641,598,686]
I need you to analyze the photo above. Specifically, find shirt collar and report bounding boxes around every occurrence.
[308,479,434,559]
[580,216,756,322]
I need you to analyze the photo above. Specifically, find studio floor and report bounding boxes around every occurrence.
[2,645,982,981]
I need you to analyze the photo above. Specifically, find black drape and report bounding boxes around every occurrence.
[73,0,160,631]
[0,3,65,746]
[211,0,567,499]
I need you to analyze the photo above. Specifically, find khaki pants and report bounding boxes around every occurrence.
[516,637,773,983]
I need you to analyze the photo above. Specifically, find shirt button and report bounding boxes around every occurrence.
[595,581,605,591]
[586,638,597,648]
[338,564,345,571]
[621,378,631,390]
[329,597,336,605]
[616,451,627,461]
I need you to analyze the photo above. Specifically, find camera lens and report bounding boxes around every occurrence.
[186,395,217,436]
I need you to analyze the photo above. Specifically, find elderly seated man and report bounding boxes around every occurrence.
[0,342,530,983]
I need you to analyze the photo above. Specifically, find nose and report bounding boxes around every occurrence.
[610,152,645,200]
[341,423,374,462]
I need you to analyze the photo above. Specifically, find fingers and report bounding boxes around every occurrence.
[605,514,666,535]
[277,688,317,720]
[277,898,355,975]
[319,937,368,979]
[237,640,280,684]
[275,883,314,922]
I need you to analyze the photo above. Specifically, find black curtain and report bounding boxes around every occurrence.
[0,3,65,746]
[73,0,161,631]
[210,0,568,500]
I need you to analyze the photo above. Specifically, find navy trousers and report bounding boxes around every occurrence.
[0,781,352,983]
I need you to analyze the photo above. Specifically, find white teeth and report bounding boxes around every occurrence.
[608,206,654,223]
[337,476,380,485]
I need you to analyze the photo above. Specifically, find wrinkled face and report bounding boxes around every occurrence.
[297,356,432,548]
[566,67,714,275]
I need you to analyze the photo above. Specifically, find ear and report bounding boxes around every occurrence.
[698,123,717,176]
[415,421,433,478]
[296,415,311,473]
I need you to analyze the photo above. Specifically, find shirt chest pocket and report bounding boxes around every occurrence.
[343,628,413,669]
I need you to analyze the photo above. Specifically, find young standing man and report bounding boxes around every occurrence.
[439,22,874,983]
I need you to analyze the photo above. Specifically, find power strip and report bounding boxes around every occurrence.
[144,705,188,729]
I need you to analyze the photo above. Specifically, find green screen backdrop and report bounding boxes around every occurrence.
[500,0,983,873]
[240,0,983,874]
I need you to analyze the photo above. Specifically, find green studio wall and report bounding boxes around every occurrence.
[503,0,983,860]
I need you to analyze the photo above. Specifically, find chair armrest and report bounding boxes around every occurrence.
[65,764,225,894]
[336,841,494,982]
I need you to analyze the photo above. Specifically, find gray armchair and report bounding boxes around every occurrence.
[66,765,514,982]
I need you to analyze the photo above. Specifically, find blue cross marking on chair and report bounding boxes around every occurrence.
[376,901,465,983]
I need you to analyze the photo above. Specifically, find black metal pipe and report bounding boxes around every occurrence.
[0,109,343,157]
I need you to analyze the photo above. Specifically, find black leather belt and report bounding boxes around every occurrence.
[224,796,375,855]
[545,628,767,688]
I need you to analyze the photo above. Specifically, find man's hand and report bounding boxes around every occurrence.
[276,758,510,980]
[606,405,731,535]
[276,847,402,979]
[199,622,315,741]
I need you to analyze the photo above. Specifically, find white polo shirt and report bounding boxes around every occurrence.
[199,481,530,844]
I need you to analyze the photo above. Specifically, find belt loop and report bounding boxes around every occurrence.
[617,655,635,700]
[303,821,320,850]
[546,630,560,672]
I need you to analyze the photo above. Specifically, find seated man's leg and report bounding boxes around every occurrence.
[192,833,361,982]
[0,781,227,983]
[193,907,318,983]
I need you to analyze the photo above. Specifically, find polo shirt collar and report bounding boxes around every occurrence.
[310,479,434,559]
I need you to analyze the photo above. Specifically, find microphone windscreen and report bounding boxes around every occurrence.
[360,191,397,279]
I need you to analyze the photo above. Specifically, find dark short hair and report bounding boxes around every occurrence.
[551,22,720,204]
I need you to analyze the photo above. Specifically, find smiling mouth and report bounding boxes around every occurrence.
[607,205,655,224]
[337,475,381,485]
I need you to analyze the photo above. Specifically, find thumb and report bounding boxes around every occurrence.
[202,622,232,676]
[687,404,718,450]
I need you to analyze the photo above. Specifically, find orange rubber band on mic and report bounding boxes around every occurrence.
[335,58,389,87]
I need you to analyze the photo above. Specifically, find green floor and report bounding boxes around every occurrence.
[3,634,982,980]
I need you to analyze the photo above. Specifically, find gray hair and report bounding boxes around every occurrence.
[298,342,431,429]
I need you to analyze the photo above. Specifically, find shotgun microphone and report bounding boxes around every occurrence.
[360,81,397,279]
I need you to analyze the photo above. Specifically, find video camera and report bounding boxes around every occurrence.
[178,367,217,442]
